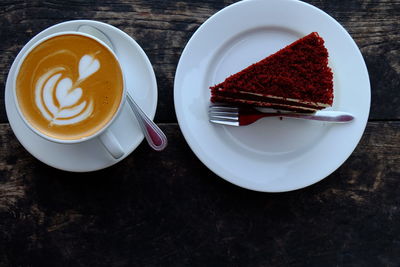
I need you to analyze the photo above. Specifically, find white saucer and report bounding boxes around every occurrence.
[174,0,370,192]
[5,20,158,172]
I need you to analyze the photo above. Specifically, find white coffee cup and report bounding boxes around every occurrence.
[13,31,127,159]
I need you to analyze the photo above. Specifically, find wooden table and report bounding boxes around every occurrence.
[0,0,399,266]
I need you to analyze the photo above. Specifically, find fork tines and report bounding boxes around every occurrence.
[209,104,240,126]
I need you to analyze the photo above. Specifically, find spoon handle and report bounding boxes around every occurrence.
[127,93,167,151]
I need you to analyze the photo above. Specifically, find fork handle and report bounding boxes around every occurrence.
[240,113,269,126]
[239,111,354,125]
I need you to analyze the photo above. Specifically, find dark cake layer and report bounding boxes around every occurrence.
[212,90,327,112]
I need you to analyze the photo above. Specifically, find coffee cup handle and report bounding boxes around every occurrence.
[99,129,124,159]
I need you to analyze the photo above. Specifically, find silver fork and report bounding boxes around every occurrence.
[209,104,354,126]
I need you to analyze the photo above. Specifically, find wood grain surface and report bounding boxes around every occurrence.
[0,122,400,266]
[1,0,399,266]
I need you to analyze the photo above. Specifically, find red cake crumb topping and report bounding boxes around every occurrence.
[210,32,334,111]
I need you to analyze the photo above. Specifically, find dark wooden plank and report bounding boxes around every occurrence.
[0,122,399,266]
[0,0,399,123]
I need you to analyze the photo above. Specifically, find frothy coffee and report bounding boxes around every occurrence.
[16,34,123,140]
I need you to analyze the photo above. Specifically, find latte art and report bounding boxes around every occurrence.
[35,54,99,125]
[16,34,124,140]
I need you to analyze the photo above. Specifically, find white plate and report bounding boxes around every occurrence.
[174,0,370,192]
[5,20,158,172]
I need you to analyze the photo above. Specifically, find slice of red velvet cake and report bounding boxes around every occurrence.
[210,32,334,112]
